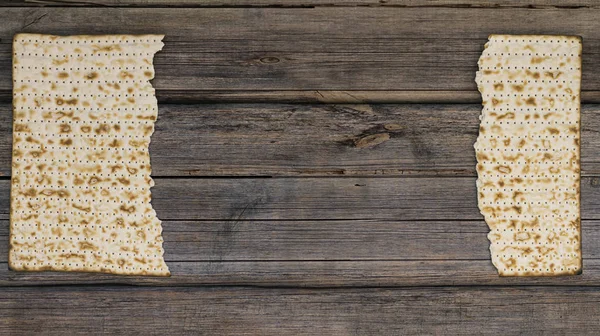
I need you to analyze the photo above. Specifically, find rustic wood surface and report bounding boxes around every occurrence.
[3,286,600,335]
[9,0,600,7]
[2,7,600,103]
[2,1,599,335]
[2,103,600,177]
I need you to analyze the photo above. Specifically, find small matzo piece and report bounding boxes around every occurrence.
[475,35,581,276]
[10,34,169,276]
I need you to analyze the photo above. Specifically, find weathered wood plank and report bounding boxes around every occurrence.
[2,8,600,102]
[15,0,600,8]
[7,260,600,286]
[1,104,600,177]
[2,219,599,262]
[0,219,596,265]
[2,286,600,335]
[3,177,600,221]
[2,218,600,286]
[2,175,597,286]
[0,219,494,262]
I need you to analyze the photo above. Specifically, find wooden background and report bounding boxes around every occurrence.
[2,1,600,334]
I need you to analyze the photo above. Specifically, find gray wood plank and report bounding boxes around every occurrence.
[7,260,600,286]
[2,219,599,262]
[2,218,598,286]
[2,175,598,286]
[0,219,597,285]
[0,219,494,262]
[16,0,600,8]
[1,103,600,177]
[3,177,600,221]
[2,8,600,102]
[2,286,600,335]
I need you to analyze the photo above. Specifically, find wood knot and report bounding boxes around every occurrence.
[260,56,280,64]
[354,133,390,149]
[591,177,600,188]
[383,124,402,131]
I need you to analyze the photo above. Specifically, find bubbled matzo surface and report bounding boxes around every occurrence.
[475,35,581,276]
[10,34,169,276]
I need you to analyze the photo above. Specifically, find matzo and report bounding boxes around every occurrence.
[475,35,581,276]
[10,34,169,276]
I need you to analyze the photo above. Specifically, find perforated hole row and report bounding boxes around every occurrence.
[483,107,577,112]
[15,133,147,139]
[12,222,155,231]
[17,38,162,44]
[491,228,577,232]
[485,93,578,98]
[480,188,577,192]
[487,214,579,219]
[10,260,164,272]
[15,52,154,57]
[14,119,152,125]
[17,107,154,113]
[16,145,147,153]
[15,92,152,98]
[490,38,580,44]
[479,173,578,178]
[13,210,154,216]
[481,201,577,205]
[18,66,152,71]
[487,52,580,57]
[481,80,574,84]
[12,233,159,244]
[493,241,577,246]
[12,227,158,236]
[500,267,578,273]
[11,249,158,258]
[15,171,147,178]
[478,148,577,152]
[481,121,578,125]
[480,66,580,71]
[14,159,149,165]
[13,184,148,191]
[14,197,145,205]
[15,79,151,85]
[479,161,577,165]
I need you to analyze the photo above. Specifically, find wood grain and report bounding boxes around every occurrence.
[14,0,600,8]
[2,286,600,335]
[2,175,597,286]
[1,218,599,262]
[1,219,599,286]
[1,103,600,177]
[8,260,600,286]
[1,219,494,261]
[3,177,600,221]
[2,8,600,102]
[2,218,599,261]
[2,3,599,335]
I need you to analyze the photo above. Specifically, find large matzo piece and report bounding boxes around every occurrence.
[475,35,581,276]
[10,34,169,276]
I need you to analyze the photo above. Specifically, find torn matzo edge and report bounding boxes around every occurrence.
[474,34,582,276]
[10,34,170,276]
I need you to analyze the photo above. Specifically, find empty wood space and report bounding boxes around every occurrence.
[2,1,599,335]
[2,286,600,335]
